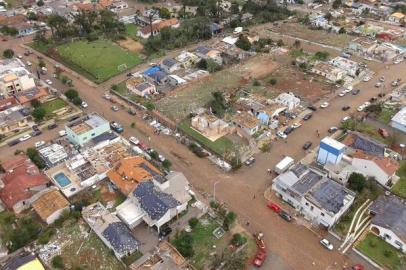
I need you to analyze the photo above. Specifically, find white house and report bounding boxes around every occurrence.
[272,163,355,228]
[369,195,406,253]
[390,107,406,133]
[329,56,359,77]
[274,92,300,111]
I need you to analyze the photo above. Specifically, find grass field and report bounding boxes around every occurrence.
[357,233,406,270]
[42,99,66,115]
[56,39,142,83]
[178,120,235,157]
[378,108,398,125]
[392,161,406,199]
[125,24,138,40]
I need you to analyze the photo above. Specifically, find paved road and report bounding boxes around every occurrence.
[2,35,404,269]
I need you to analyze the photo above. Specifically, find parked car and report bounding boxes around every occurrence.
[128,108,136,115]
[291,122,302,129]
[303,113,312,121]
[48,123,58,130]
[351,89,360,95]
[342,105,350,111]
[320,239,333,251]
[111,105,119,112]
[378,128,389,138]
[35,141,45,148]
[379,76,385,82]
[128,136,139,145]
[81,101,88,108]
[110,121,123,133]
[338,91,346,97]
[362,76,371,82]
[45,79,52,85]
[375,82,382,88]
[341,116,351,123]
[19,134,31,142]
[252,250,267,267]
[328,126,338,134]
[69,115,80,122]
[8,139,20,146]
[276,131,287,139]
[267,202,281,213]
[302,141,312,150]
[158,225,172,239]
[284,126,294,135]
[391,80,399,87]
[279,210,292,222]
[26,61,32,66]
[59,130,66,137]
[31,130,42,137]
[348,264,364,270]
[307,105,317,111]
[244,156,255,166]
[320,102,329,108]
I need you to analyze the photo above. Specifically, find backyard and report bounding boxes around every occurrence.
[42,99,66,116]
[51,39,142,83]
[392,161,406,199]
[178,120,236,157]
[356,233,406,270]
[125,24,138,40]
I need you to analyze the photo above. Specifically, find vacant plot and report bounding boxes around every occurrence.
[356,233,406,270]
[392,161,406,199]
[55,39,142,83]
[117,38,144,53]
[179,120,236,157]
[125,24,138,40]
[156,55,278,122]
[42,99,66,115]
[267,65,333,102]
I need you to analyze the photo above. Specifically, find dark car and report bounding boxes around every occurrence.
[48,123,58,130]
[7,139,20,147]
[32,125,40,131]
[284,126,294,135]
[158,226,172,239]
[279,210,292,222]
[303,113,313,121]
[128,108,136,115]
[342,105,351,111]
[351,89,360,95]
[31,130,42,137]
[378,93,386,97]
[307,105,317,111]
[69,115,80,122]
[369,97,378,103]
[303,141,312,150]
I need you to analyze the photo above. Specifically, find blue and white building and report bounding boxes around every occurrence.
[390,107,406,133]
[317,137,346,165]
[65,113,110,146]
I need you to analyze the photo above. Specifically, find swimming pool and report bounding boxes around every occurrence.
[53,172,72,187]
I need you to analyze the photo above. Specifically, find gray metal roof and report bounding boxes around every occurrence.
[369,195,406,242]
[162,58,177,68]
[310,180,351,214]
[292,171,322,195]
[102,222,139,256]
[134,181,180,220]
[291,163,309,178]
[91,132,117,144]
[3,254,37,270]
[136,82,153,91]
[196,46,212,55]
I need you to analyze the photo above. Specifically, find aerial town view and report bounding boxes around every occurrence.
[0,0,405,269]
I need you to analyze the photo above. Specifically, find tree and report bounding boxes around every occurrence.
[348,173,367,193]
[162,159,172,170]
[223,211,236,231]
[314,51,329,61]
[30,99,41,108]
[338,27,346,34]
[332,0,342,9]
[64,89,79,100]
[293,39,301,49]
[235,35,251,51]
[38,59,46,68]
[27,12,38,21]
[188,217,199,229]
[32,107,46,121]
[231,233,247,247]
[37,0,44,6]
[52,255,64,269]
[144,101,155,111]
[209,91,226,117]
[172,232,194,257]
[196,59,207,70]
[3,49,14,58]
[72,96,82,106]
[269,78,277,85]
[159,7,171,19]
[206,59,221,73]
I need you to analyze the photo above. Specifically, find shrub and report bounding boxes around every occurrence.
[260,142,271,152]
[3,49,14,58]
[172,232,194,258]
[253,80,261,86]
[223,211,237,231]
[52,255,64,269]
[162,159,172,170]
[111,84,118,91]
[368,239,377,248]
[38,59,46,68]
[269,78,277,85]
[383,249,392,258]
[37,228,55,245]
[144,101,155,111]
[32,106,46,121]
[207,59,222,73]
[348,173,367,193]
[30,99,41,108]
[188,217,199,229]
[231,233,247,247]
[65,89,79,100]
[130,122,136,128]
[72,96,82,106]
[235,35,251,51]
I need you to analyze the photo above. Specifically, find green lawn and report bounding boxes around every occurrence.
[178,120,235,157]
[357,233,406,270]
[56,39,142,83]
[42,99,66,115]
[378,108,398,125]
[392,161,406,199]
[125,24,138,40]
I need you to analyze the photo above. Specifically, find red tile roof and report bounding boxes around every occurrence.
[0,97,18,112]
[16,87,49,104]
[0,154,50,209]
[352,150,399,176]
[139,19,179,35]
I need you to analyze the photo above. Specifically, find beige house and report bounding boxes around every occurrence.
[127,81,157,97]
[191,113,231,141]
[311,61,345,82]
[0,71,36,96]
[231,111,260,136]
[0,105,32,134]
[32,188,70,224]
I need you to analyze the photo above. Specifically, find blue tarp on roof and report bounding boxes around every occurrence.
[134,181,180,220]
[143,66,162,76]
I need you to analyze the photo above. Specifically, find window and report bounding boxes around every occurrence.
[384,234,391,240]
[395,241,403,248]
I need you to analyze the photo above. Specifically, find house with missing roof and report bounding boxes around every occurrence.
[116,171,191,231]
[82,202,139,260]
[65,113,110,146]
[160,58,181,74]
[32,188,70,225]
[0,58,36,96]
[3,253,46,270]
[272,163,355,228]
[231,111,260,137]
[0,105,32,135]
[368,195,406,253]
[0,154,50,213]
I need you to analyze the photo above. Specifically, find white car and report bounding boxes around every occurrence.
[158,154,165,162]
[362,76,371,82]
[394,59,401,64]
[341,116,351,123]
[35,141,45,148]
[320,102,329,108]
[17,55,23,59]
[45,79,52,85]
[344,88,352,93]
[357,105,365,112]
[291,122,302,129]
[81,101,88,108]
[103,93,111,100]
[320,239,333,251]
[128,136,139,145]
[363,101,371,107]
[338,91,346,97]
[59,130,66,137]
[379,76,385,82]
[276,131,287,139]
[375,82,382,88]
[26,61,32,66]
[19,134,31,142]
